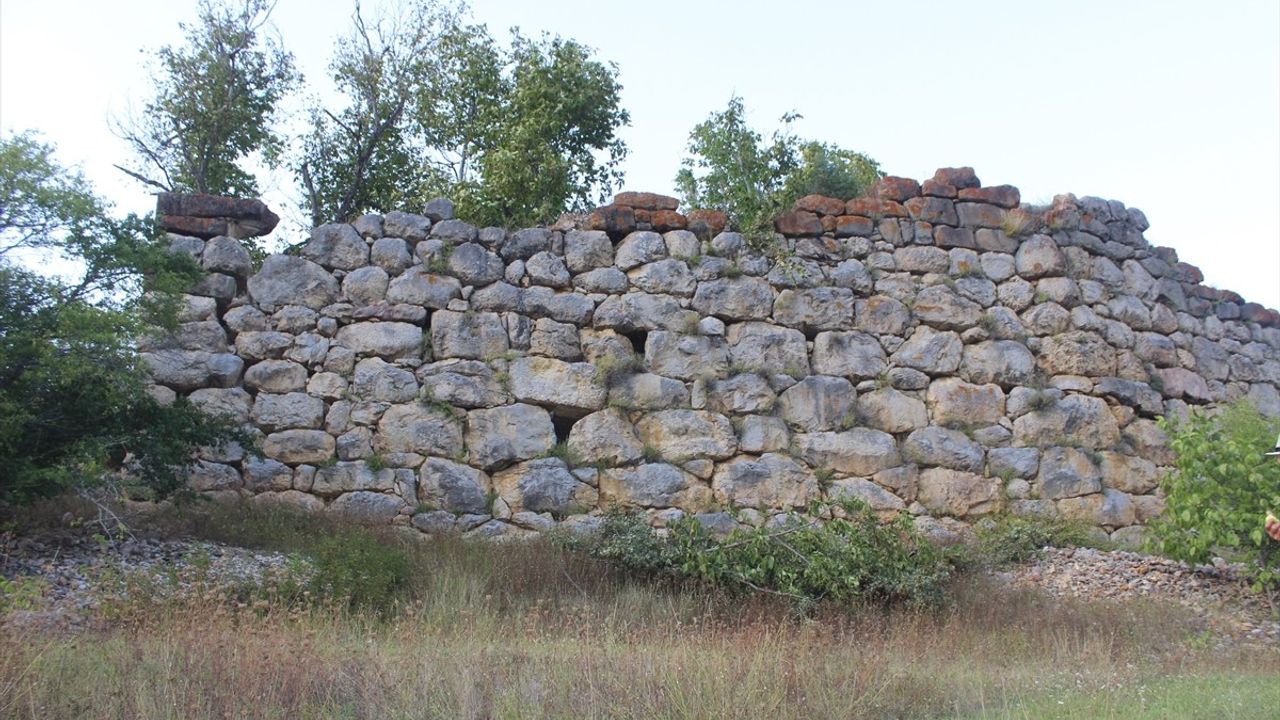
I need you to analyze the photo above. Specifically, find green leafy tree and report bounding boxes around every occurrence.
[0,132,243,504]
[675,96,881,245]
[298,0,457,226]
[115,0,296,196]
[1147,401,1280,602]
[300,2,629,228]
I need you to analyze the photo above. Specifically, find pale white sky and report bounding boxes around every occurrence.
[2,0,1277,308]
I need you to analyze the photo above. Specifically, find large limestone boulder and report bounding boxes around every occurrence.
[959,340,1036,388]
[615,231,667,270]
[772,288,854,331]
[629,259,696,296]
[727,322,809,376]
[311,462,395,496]
[594,292,696,332]
[564,230,613,273]
[1014,235,1066,278]
[856,388,928,433]
[327,491,404,524]
[567,409,644,466]
[792,428,900,475]
[248,256,341,311]
[335,322,423,360]
[251,392,325,431]
[690,276,776,324]
[855,295,911,335]
[188,387,253,424]
[1057,489,1135,528]
[926,378,1006,427]
[706,374,777,415]
[430,310,509,360]
[1098,451,1159,494]
[493,458,596,517]
[1036,447,1102,499]
[509,357,606,415]
[829,478,905,513]
[1039,331,1116,377]
[812,331,887,380]
[778,376,856,432]
[912,286,982,330]
[891,327,962,375]
[902,427,985,472]
[635,410,737,462]
[386,268,462,309]
[352,357,419,403]
[645,332,729,381]
[417,360,511,409]
[466,403,556,470]
[262,429,335,465]
[374,403,464,457]
[144,350,244,392]
[302,224,369,270]
[243,359,307,393]
[1012,395,1121,449]
[917,468,1000,517]
[608,373,690,410]
[712,453,818,509]
[601,463,711,509]
[418,457,491,514]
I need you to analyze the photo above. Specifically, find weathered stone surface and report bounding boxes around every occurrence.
[1036,447,1102,499]
[384,210,432,241]
[594,292,695,332]
[609,373,690,410]
[793,428,900,475]
[894,246,950,273]
[386,269,462,308]
[509,356,606,415]
[187,461,241,492]
[891,327,962,374]
[903,427,985,472]
[341,266,390,306]
[917,468,999,517]
[778,376,856,432]
[1098,451,1159,494]
[775,210,822,235]
[988,447,1040,479]
[466,404,556,470]
[328,491,404,524]
[645,332,729,380]
[417,360,510,408]
[494,458,596,518]
[926,378,1006,427]
[526,251,571,288]
[431,219,478,243]
[567,409,644,466]
[772,288,854,331]
[248,256,340,311]
[243,359,307,393]
[375,403,463,457]
[812,331,887,379]
[430,310,508,360]
[1039,331,1116,377]
[629,258,696,296]
[602,463,710,509]
[706,374,776,415]
[830,478,906,512]
[263,429,335,465]
[304,224,369,270]
[615,231,667,270]
[635,410,737,462]
[351,357,418,402]
[959,340,1036,387]
[1015,235,1066,278]
[855,295,911,335]
[419,457,490,514]
[727,322,809,376]
[692,277,776,321]
[188,387,253,424]
[738,415,790,453]
[201,236,252,278]
[1057,489,1135,528]
[1153,367,1212,403]
[335,322,422,360]
[251,392,325,431]
[311,462,395,496]
[913,286,983,329]
[712,454,817,509]
[144,351,244,392]
[564,230,613,273]
[446,243,505,286]
[1094,377,1164,416]
[1013,395,1121,449]
[856,388,928,433]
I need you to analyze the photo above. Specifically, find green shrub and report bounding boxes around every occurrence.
[1147,401,1280,595]
[565,502,951,612]
[307,531,410,615]
[968,514,1107,568]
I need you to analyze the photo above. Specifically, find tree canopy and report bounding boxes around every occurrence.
[675,95,881,244]
[0,132,242,503]
[115,0,296,196]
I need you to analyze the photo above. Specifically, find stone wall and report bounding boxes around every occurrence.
[143,167,1280,545]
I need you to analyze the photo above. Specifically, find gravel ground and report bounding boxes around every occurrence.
[4,528,1278,646]
[1003,546,1280,644]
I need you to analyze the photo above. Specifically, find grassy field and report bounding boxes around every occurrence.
[2,505,1278,719]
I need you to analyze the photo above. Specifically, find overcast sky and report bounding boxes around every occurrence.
[2,0,1277,308]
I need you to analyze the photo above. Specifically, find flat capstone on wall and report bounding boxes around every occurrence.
[142,167,1280,546]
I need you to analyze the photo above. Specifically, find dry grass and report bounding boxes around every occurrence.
[2,504,1279,718]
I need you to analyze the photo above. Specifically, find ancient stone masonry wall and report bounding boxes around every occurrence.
[143,168,1280,546]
